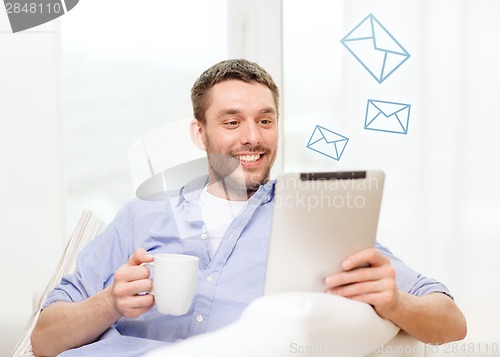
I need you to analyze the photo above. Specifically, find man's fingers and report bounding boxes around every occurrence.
[127,248,154,267]
[325,266,383,288]
[116,294,154,309]
[114,264,151,283]
[115,295,155,318]
[341,247,388,271]
[114,275,153,297]
[326,277,395,296]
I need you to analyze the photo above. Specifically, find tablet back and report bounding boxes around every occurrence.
[264,170,385,295]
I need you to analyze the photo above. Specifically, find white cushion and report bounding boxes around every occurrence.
[144,292,400,357]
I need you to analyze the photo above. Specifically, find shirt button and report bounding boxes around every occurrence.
[206,275,213,282]
[200,234,208,240]
[196,315,203,322]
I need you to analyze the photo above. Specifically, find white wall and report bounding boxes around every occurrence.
[0,16,65,356]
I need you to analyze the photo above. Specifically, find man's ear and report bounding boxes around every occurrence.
[190,119,206,151]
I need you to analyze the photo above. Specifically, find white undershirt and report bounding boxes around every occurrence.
[199,186,248,257]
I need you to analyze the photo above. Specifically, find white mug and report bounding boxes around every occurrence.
[146,253,199,315]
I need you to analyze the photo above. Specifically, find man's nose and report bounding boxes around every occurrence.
[240,121,262,146]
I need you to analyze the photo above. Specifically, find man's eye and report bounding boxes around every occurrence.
[227,121,239,126]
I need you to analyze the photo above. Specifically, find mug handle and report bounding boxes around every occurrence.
[139,262,155,296]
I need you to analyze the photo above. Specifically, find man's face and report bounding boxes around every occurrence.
[200,79,279,195]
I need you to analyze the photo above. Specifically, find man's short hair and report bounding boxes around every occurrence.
[191,59,280,124]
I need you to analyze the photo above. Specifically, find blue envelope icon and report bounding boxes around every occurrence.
[341,14,410,84]
[364,99,411,135]
[306,125,349,161]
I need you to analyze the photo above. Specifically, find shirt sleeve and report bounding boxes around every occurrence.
[375,242,453,299]
[43,202,135,309]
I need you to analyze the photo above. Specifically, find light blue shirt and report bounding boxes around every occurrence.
[44,176,450,356]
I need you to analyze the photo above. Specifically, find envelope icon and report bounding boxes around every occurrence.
[364,99,411,134]
[341,14,410,84]
[306,125,349,161]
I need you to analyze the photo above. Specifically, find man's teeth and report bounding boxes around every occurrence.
[236,154,260,162]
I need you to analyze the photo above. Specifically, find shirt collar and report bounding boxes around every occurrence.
[149,176,275,237]
[179,175,275,205]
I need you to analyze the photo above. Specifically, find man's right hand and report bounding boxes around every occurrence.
[32,248,156,356]
[111,248,155,318]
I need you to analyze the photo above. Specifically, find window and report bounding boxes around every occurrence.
[61,0,228,225]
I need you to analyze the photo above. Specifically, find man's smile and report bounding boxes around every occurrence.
[233,153,264,167]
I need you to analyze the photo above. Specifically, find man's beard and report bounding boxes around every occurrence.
[204,135,276,197]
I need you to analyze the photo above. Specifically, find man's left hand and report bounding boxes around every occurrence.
[324,247,400,320]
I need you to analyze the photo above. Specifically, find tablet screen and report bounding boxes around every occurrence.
[264,170,385,295]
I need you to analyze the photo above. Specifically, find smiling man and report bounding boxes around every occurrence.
[190,77,279,200]
[31,59,466,357]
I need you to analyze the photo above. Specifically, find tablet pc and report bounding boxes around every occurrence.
[264,170,385,295]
